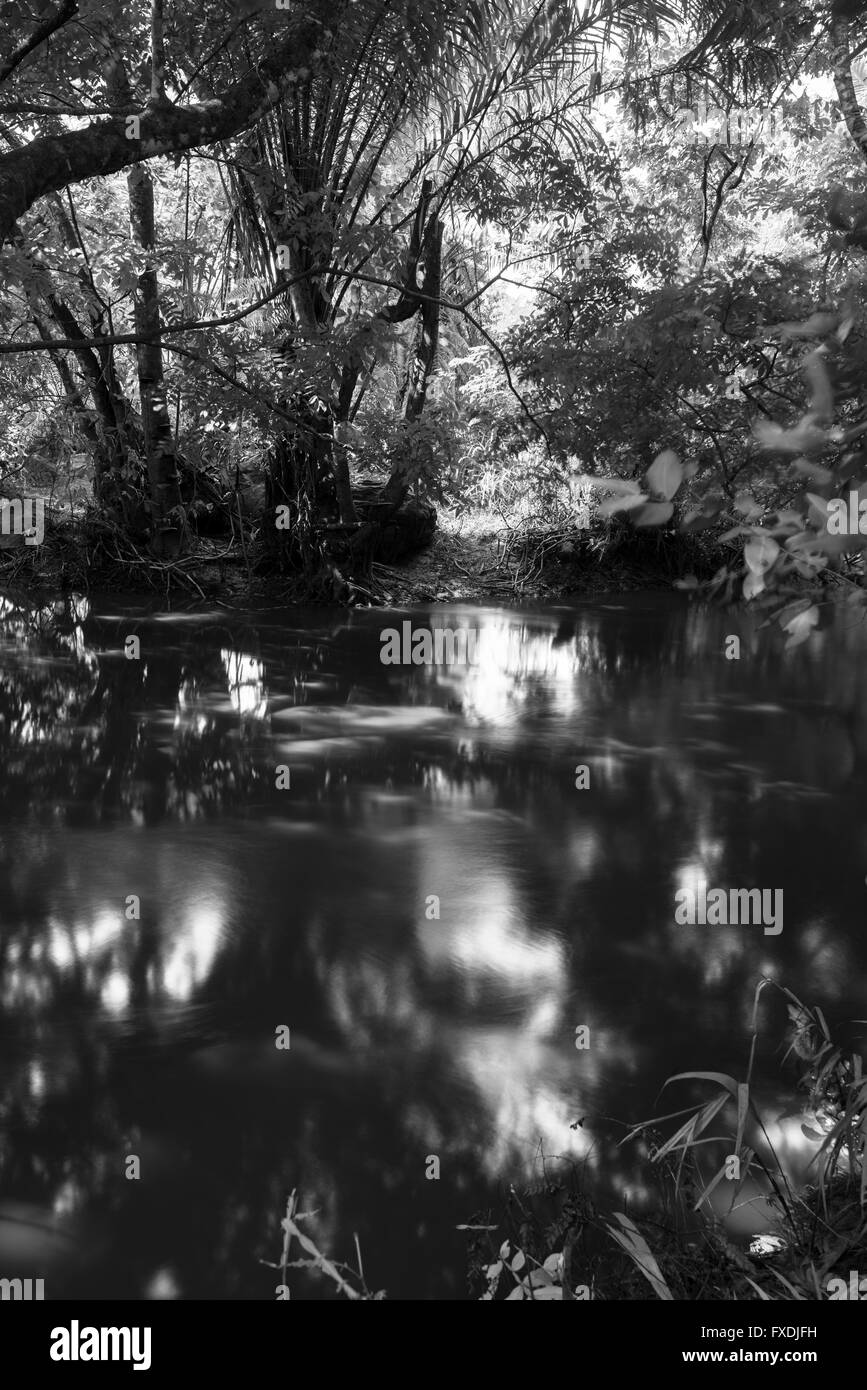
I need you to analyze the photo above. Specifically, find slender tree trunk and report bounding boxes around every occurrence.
[127,162,183,557]
[43,293,131,491]
[31,314,104,459]
[256,177,340,567]
[400,217,443,423]
[346,200,443,565]
[49,193,142,492]
[6,157,139,505]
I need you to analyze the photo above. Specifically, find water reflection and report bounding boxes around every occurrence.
[0,592,866,1297]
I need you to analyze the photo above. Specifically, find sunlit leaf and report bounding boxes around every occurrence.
[734,492,763,518]
[645,449,682,500]
[782,605,819,649]
[743,570,764,600]
[744,534,779,574]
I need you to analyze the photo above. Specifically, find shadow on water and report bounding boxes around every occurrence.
[1,589,867,1297]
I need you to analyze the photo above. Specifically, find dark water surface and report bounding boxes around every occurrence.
[1,588,866,1299]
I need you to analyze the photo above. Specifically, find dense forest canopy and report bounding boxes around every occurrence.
[1,0,867,610]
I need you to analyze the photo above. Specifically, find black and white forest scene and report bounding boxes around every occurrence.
[0,0,866,1359]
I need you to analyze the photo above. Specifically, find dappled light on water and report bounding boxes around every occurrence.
[0,592,866,1295]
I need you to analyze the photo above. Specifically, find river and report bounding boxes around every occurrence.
[0,589,864,1298]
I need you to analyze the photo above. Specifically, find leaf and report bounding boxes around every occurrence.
[769,1270,807,1300]
[680,509,720,532]
[776,597,814,628]
[743,570,765,600]
[734,492,763,519]
[645,449,683,500]
[633,501,674,527]
[753,418,827,454]
[605,1213,673,1300]
[692,1161,732,1212]
[803,348,833,421]
[785,530,823,553]
[734,1082,749,1157]
[770,312,839,339]
[652,1114,698,1162]
[791,458,833,484]
[782,605,819,649]
[694,1092,730,1140]
[744,534,779,573]
[719,525,757,542]
[805,492,830,524]
[801,1125,825,1141]
[768,507,809,531]
[598,493,648,517]
[741,1275,773,1300]
[811,530,867,555]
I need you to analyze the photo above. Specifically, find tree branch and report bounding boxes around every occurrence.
[0,266,324,352]
[0,14,325,243]
[0,0,79,85]
[149,0,167,106]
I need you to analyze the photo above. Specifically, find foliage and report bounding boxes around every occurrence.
[262,1191,386,1300]
[464,981,867,1300]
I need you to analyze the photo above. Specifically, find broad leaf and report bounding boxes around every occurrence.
[645,449,683,500]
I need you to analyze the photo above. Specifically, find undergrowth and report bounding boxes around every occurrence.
[266,981,867,1300]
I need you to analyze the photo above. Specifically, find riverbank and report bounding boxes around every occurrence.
[0,508,725,606]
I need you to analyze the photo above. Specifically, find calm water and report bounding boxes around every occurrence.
[1,588,866,1299]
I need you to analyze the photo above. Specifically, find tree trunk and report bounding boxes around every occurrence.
[49,193,142,498]
[831,17,867,166]
[31,313,105,461]
[346,203,443,566]
[401,217,443,423]
[127,162,183,558]
[253,174,340,568]
[43,293,132,495]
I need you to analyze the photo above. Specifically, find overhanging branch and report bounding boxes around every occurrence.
[0,15,325,243]
[0,0,79,85]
